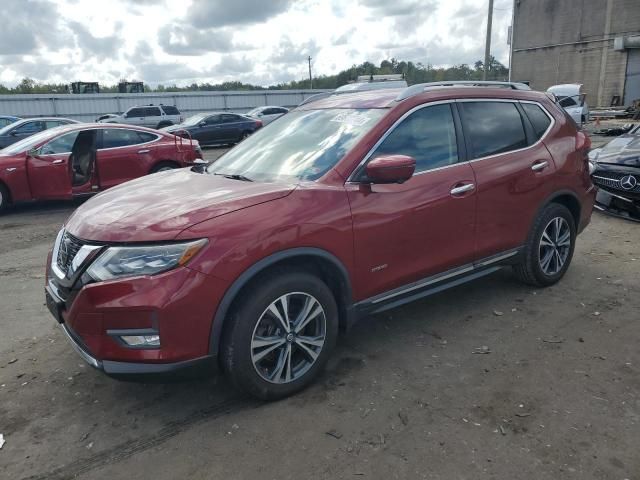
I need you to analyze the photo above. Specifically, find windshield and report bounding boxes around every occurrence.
[206,108,385,182]
[183,114,208,126]
[0,127,67,155]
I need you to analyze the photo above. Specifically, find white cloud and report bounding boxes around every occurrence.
[0,0,513,87]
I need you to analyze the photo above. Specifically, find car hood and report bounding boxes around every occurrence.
[162,124,191,133]
[65,169,296,242]
[594,134,640,167]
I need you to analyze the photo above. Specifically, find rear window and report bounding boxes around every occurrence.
[161,105,180,115]
[521,103,552,140]
[137,132,158,143]
[460,102,528,159]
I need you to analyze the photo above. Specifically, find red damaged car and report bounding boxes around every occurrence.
[0,123,203,211]
[45,82,595,399]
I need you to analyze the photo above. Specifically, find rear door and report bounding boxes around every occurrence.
[346,102,477,299]
[26,131,79,199]
[220,114,243,141]
[95,128,157,188]
[144,107,162,128]
[458,100,556,260]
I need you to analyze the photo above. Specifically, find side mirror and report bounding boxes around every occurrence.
[198,122,207,127]
[366,155,416,184]
[27,147,39,157]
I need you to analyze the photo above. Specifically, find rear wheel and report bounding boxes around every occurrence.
[239,131,251,142]
[150,161,179,173]
[513,203,576,287]
[221,270,338,400]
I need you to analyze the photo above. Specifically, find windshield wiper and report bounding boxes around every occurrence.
[213,172,253,182]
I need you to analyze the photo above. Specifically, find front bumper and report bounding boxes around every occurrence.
[45,235,228,380]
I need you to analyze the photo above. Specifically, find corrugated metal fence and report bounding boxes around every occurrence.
[0,90,330,122]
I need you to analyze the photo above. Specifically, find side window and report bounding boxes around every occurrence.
[204,115,220,125]
[146,107,161,117]
[14,121,44,135]
[221,114,239,123]
[263,108,276,115]
[126,107,144,117]
[521,103,552,140]
[137,132,158,143]
[460,102,528,159]
[40,131,80,155]
[371,104,459,173]
[45,121,63,129]
[100,129,147,149]
[161,105,179,115]
[276,108,288,114]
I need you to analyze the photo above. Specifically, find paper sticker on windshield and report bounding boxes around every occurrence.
[330,112,372,127]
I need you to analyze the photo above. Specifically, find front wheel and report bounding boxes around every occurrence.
[221,270,338,400]
[150,161,179,174]
[513,203,576,287]
[0,183,9,213]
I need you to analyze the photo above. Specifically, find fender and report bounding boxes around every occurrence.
[208,247,353,357]
[540,188,583,228]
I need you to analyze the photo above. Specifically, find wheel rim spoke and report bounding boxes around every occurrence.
[268,300,290,333]
[294,297,322,334]
[252,337,286,363]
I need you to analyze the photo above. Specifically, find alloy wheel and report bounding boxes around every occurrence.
[538,217,571,276]
[251,292,327,384]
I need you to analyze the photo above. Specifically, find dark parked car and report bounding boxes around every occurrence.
[0,117,79,149]
[590,124,640,221]
[163,112,262,146]
[0,115,21,128]
[45,82,594,400]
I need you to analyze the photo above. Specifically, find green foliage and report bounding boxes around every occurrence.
[0,57,509,94]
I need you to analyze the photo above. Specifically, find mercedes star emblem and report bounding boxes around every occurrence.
[619,175,637,190]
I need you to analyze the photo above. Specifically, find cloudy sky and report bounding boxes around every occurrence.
[0,0,513,87]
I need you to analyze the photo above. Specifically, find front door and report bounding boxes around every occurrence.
[457,100,557,260]
[346,103,477,300]
[26,131,79,199]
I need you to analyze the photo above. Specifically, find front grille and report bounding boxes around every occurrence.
[592,171,640,194]
[56,231,84,275]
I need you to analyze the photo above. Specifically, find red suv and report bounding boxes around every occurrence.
[0,123,203,212]
[45,83,595,399]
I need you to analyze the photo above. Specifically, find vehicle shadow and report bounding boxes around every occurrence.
[1,198,88,220]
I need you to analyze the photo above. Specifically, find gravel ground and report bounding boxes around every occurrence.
[0,143,639,480]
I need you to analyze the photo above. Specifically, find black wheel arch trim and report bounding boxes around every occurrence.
[208,247,354,357]
[540,189,584,231]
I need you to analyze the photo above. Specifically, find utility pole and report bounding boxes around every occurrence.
[308,56,313,89]
[483,0,494,80]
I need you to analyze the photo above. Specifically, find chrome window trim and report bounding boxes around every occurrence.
[36,128,161,156]
[455,98,556,163]
[346,99,457,182]
[346,98,557,183]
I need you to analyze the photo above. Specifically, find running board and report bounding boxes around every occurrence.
[354,248,521,316]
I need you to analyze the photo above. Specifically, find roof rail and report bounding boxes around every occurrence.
[396,81,532,101]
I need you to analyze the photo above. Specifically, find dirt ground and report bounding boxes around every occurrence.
[1,145,639,480]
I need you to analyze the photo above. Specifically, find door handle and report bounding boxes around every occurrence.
[5,167,17,172]
[137,149,150,154]
[450,183,475,195]
[52,159,64,164]
[531,160,549,171]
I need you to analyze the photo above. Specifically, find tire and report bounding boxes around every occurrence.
[150,161,179,174]
[157,121,173,129]
[238,131,251,142]
[513,203,576,287]
[0,183,9,213]
[221,269,339,400]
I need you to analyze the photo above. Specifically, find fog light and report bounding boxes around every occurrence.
[120,335,160,347]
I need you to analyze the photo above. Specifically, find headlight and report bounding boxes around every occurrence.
[86,239,207,281]
[588,160,597,175]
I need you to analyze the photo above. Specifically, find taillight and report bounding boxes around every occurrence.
[255,120,263,128]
